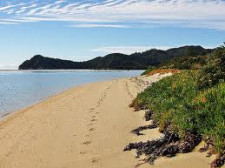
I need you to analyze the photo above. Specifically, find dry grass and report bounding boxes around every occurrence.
[147,69,180,76]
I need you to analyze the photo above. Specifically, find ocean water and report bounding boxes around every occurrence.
[0,70,142,117]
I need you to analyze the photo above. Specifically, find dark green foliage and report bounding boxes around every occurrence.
[191,83,225,152]
[19,46,211,70]
[139,46,212,75]
[197,46,225,89]
[18,55,82,69]
[161,54,209,70]
[137,71,199,133]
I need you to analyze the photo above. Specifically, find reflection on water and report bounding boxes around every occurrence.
[0,70,142,117]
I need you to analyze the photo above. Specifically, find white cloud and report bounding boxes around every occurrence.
[0,3,24,11]
[15,4,37,14]
[92,45,217,54]
[0,64,18,70]
[0,18,36,23]
[71,24,129,28]
[0,0,225,30]
[55,1,67,5]
[0,21,17,25]
[91,46,173,54]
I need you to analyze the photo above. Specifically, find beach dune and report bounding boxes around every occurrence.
[0,76,216,168]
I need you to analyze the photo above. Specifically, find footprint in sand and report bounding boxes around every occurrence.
[97,101,101,106]
[80,151,87,154]
[87,123,93,126]
[89,108,95,113]
[91,119,97,122]
[91,157,100,163]
[89,128,95,132]
[83,141,92,145]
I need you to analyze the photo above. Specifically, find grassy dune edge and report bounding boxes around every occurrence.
[126,45,225,168]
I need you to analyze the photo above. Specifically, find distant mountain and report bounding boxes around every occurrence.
[19,46,212,70]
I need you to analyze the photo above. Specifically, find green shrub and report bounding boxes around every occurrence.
[197,46,225,89]
[161,54,209,70]
[137,71,198,132]
[190,83,225,152]
[136,70,225,153]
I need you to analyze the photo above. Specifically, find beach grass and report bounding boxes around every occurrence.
[130,45,225,167]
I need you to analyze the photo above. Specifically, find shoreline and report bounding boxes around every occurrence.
[0,69,144,72]
[0,78,126,121]
[0,75,218,168]
[0,70,142,116]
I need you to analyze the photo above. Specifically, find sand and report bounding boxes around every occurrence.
[0,74,218,168]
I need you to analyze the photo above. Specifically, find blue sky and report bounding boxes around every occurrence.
[0,0,225,69]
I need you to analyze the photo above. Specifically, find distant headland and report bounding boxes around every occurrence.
[19,46,212,70]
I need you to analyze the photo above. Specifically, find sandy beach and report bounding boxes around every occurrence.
[0,74,217,168]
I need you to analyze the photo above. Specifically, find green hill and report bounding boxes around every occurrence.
[19,46,211,70]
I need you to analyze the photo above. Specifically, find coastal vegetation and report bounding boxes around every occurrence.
[126,44,225,168]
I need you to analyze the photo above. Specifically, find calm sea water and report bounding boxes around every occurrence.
[0,70,142,117]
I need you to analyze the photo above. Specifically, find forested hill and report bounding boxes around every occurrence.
[19,46,212,70]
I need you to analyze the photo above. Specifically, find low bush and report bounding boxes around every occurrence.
[132,70,224,166]
[198,45,225,89]
[137,71,199,134]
